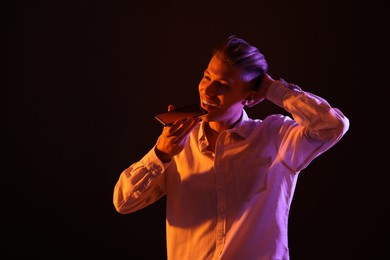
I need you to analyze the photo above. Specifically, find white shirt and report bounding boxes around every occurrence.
[113,80,349,260]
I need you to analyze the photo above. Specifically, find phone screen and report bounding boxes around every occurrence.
[154,104,208,126]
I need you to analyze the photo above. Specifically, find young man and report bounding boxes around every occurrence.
[113,35,350,259]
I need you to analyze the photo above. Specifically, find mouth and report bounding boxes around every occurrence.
[201,99,221,110]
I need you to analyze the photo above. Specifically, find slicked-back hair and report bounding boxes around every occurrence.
[212,35,268,90]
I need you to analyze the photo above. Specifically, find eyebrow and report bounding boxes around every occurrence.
[204,70,232,86]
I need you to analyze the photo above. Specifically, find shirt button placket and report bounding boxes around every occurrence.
[214,134,227,255]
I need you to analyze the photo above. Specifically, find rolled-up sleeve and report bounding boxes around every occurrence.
[266,79,350,171]
[113,147,168,214]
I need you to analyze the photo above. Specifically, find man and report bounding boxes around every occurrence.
[113,35,349,259]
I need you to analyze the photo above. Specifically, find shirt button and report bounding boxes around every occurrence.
[219,207,225,212]
[218,184,223,190]
[218,232,226,240]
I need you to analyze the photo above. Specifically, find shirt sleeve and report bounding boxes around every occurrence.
[113,146,168,214]
[266,79,350,171]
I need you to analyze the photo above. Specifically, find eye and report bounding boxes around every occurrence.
[216,81,230,92]
[217,81,229,90]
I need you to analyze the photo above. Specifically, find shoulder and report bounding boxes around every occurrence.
[248,114,296,128]
[250,114,298,137]
[239,114,296,138]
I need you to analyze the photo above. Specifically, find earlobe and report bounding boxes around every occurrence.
[246,92,256,103]
[242,91,260,106]
[242,98,254,106]
[244,93,265,107]
[246,99,254,105]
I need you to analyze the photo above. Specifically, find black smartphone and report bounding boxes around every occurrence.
[155,104,208,126]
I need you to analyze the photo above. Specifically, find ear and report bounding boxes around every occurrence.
[243,91,263,107]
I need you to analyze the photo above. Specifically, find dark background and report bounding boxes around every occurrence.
[1,1,387,259]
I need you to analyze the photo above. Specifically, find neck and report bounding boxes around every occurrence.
[207,112,242,133]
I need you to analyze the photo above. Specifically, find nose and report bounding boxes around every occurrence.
[201,81,218,96]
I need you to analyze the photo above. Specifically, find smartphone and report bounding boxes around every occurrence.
[155,104,208,126]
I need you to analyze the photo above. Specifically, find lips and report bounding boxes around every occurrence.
[202,99,221,110]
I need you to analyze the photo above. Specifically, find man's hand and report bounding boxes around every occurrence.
[247,73,275,107]
[155,105,199,162]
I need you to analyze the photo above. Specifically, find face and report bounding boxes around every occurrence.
[198,55,254,128]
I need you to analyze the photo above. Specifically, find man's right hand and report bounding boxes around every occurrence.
[155,105,199,163]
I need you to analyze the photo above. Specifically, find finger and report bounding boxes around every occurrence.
[167,119,184,135]
[181,119,199,137]
[174,117,198,137]
[167,116,199,137]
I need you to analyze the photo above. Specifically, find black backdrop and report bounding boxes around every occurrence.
[1,1,387,259]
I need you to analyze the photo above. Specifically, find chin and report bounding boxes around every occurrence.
[200,116,209,123]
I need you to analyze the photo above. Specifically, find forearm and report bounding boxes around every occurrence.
[266,79,350,141]
[113,147,167,214]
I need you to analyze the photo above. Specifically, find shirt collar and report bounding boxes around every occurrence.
[229,110,255,138]
[198,109,255,142]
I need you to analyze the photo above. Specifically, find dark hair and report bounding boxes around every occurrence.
[212,35,268,90]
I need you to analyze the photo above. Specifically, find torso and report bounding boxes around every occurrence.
[204,123,221,152]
